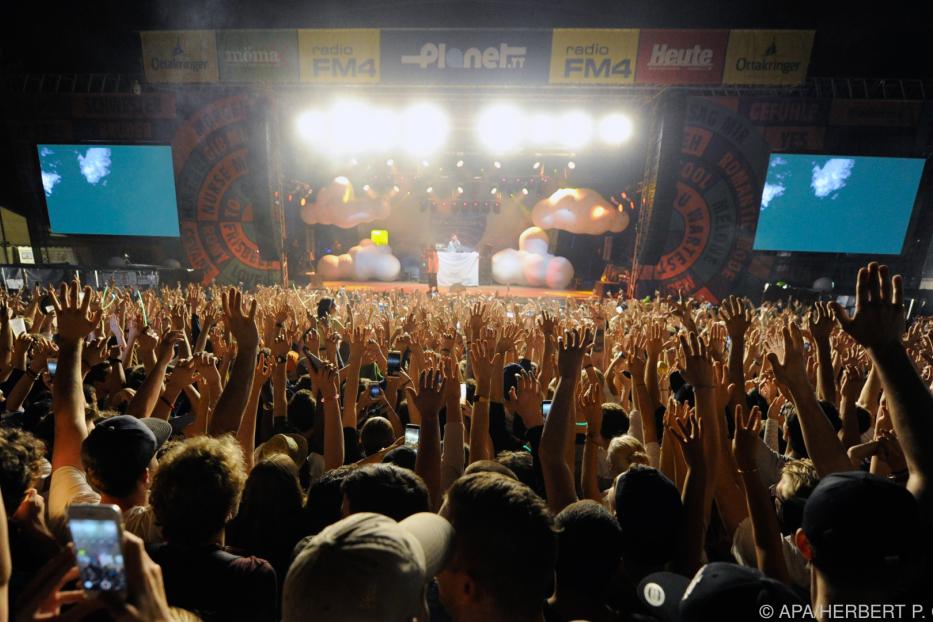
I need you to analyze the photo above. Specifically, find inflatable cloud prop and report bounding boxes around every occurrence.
[301,177,390,229]
[317,239,400,282]
[532,188,629,235]
[491,226,574,289]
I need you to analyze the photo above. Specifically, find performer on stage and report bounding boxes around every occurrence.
[424,245,439,294]
[447,233,462,253]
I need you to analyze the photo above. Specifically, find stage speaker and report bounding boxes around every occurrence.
[244,95,284,263]
[634,92,686,296]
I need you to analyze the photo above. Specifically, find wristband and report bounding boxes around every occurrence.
[275,355,288,365]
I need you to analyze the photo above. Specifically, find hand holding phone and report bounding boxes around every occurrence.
[387,350,402,376]
[405,423,420,450]
[67,504,127,601]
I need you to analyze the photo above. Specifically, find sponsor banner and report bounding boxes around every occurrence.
[298,29,380,83]
[141,31,219,83]
[218,30,299,82]
[635,30,728,85]
[829,100,922,127]
[761,126,826,151]
[549,29,638,85]
[723,30,813,85]
[382,29,551,85]
[739,97,831,126]
[71,93,176,119]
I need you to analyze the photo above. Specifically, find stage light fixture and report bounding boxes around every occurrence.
[567,161,576,170]
[401,103,449,156]
[494,161,502,169]
[296,110,328,145]
[476,104,524,153]
[456,160,464,168]
[533,161,541,170]
[421,160,430,167]
[457,186,464,194]
[599,113,633,145]
[386,159,395,167]
[528,113,555,145]
[331,100,371,154]
[557,111,593,149]
[490,187,498,195]
[522,188,529,195]
[368,107,400,152]
[426,186,433,193]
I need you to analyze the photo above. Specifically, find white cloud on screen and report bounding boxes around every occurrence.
[41,171,61,196]
[761,183,785,209]
[811,158,854,199]
[77,148,112,185]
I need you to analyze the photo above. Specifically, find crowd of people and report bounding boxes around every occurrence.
[0,260,930,621]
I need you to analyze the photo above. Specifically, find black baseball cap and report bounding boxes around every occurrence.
[83,415,172,475]
[613,466,683,564]
[801,471,919,577]
[638,562,806,622]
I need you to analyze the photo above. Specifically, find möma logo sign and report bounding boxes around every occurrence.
[401,42,528,70]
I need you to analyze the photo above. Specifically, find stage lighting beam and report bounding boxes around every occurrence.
[401,103,449,156]
[476,103,524,153]
[557,111,593,149]
[599,113,633,145]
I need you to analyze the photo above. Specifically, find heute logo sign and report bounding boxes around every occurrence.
[635,30,728,85]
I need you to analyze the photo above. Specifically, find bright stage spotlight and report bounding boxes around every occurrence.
[368,107,400,152]
[330,100,372,154]
[557,111,593,149]
[401,103,449,156]
[599,113,633,145]
[527,113,556,145]
[476,103,524,153]
[296,110,328,146]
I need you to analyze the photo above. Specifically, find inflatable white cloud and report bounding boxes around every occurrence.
[301,177,390,229]
[492,226,574,289]
[317,239,400,282]
[532,188,629,235]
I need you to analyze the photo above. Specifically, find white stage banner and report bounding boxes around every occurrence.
[438,251,479,287]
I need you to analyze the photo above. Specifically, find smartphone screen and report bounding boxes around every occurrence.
[47,358,58,377]
[9,317,25,337]
[370,385,382,398]
[387,350,402,376]
[68,508,126,597]
[541,400,552,420]
[460,383,467,402]
[405,424,420,449]
[594,327,605,354]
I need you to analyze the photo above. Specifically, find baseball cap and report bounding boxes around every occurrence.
[282,512,454,622]
[82,415,171,474]
[801,471,920,576]
[638,562,805,622]
[613,465,683,564]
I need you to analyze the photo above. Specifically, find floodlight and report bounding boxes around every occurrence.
[296,110,328,147]
[527,113,556,145]
[599,113,633,145]
[476,104,524,153]
[401,103,449,156]
[557,111,594,149]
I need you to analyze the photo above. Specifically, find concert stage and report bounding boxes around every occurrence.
[322,281,593,300]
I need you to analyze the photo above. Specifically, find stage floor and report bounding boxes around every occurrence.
[322,281,593,299]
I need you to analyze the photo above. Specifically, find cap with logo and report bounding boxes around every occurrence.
[282,511,454,622]
[638,562,805,622]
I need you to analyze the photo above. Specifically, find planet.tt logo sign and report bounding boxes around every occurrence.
[401,42,528,70]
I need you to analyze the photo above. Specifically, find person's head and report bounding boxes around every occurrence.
[80,415,171,500]
[495,450,539,493]
[611,465,683,571]
[0,428,47,515]
[554,500,622,599]
[341,463,429,522]
[451,234,459,242]
[600,402,629,439]
[607,434,649,479]
[360,416,396,456]
[382,445,417,470]
[638,562,804,622]
[287,389,316,434]
[150,435,247,546]
[438,472,557,621]
[774,459,818,536]
[283,512,454,622]
[795,472,921,600]
[464,460,517,480]
[304,464,355,535]
[232,455,304,544]
[316,297,336,320]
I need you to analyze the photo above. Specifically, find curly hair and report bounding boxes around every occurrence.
[0,428,47,512]
[150,436,246,546]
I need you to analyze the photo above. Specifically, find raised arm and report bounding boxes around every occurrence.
[807,302,837,405]
[832,262,933,504]
[670,408,708,577]
[468,340,500,463]
[209,288,259,437]
[312,362,344,471]
[767,322,851,477]
[720,296,753,412]
[408,368,446,511]
[540,329,590,514]
[127,330,185,419]
[238,355,273,472]
[50,281,101,471]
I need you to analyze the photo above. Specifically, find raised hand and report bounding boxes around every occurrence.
[469,339,501,392]
[539,310,557,337]
[671,406,704,470]
[406,368,446,419]
[167,357,200,388]
[155,330,186,363]
[270,328,291,358]
[221,287,259,349]
[806,301,834,342]
[308,360,339,400]
[766,322,810,390]
[505,371,544,428]
[732,403,762,472]
[831,262,905,351]
[51,281,101,343]
[720,295,753,340]
[679,332,714,388]
[557,328,592,379]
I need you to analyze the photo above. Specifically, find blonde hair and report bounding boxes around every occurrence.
[607,434,649,479]
[780,458,819,498]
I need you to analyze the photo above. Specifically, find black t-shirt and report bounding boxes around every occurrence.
[147,542,277,622]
